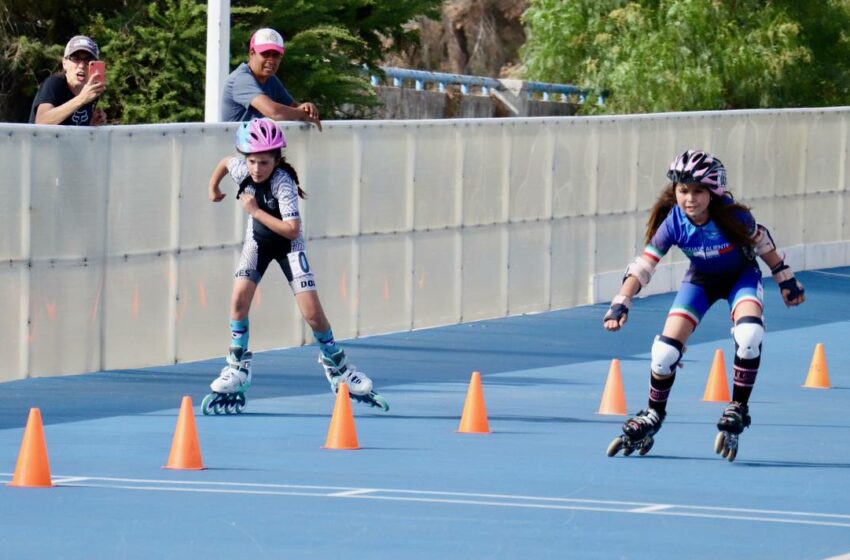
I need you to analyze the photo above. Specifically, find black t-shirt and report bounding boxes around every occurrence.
[28,74,95,125]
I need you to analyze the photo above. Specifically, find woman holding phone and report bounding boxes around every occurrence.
[29,35,107,126]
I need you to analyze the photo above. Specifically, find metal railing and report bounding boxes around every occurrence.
[371,66,603,104]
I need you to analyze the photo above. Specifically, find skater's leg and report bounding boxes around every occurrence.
[294,290,374,396]
[647,314,694,414]
[729,300,763,406]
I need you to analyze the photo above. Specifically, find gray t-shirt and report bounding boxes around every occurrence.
[221,63,295,122]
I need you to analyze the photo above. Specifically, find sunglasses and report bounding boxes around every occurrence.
[66,53,95,64]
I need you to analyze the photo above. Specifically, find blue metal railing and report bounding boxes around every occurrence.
[371,67,603,104]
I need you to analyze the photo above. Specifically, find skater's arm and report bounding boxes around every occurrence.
[603,276,641,332]
[208,157,231,202]
[238,194,301,239]
[759,248,805,307]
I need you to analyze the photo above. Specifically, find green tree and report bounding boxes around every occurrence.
[2,0,441,123]
[230,0,441,118]
[520,0,850,114]
[0,0,141,122]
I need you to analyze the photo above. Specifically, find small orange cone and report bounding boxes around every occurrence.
[8,408,53,488]
[324,383,360,450]
[598,359,627,415]
[803,343,831,389]
[458,371,491,433]
[702,349,731,402]
[164,396,205,470]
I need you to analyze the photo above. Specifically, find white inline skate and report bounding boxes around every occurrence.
[319,349,389,411]
[714,401,751,462]
[202,347,253,415]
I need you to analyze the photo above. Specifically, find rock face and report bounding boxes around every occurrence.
[386,0,527,78]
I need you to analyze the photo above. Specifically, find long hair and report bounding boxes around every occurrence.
[239,148,307,199]
[645,183,755,248]
[276,156,307,199]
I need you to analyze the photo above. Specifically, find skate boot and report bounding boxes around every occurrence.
[607,408,666,457]
[319,350,389,411]
[202,347,253,415]
[714,401,751,462]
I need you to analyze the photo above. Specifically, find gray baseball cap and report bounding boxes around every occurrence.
[64,35,99,59]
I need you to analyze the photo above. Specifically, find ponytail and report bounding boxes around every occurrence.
[277,157,307,199]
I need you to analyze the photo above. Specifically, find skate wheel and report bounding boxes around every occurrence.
[714,432,726,455]
[606,437,623,457]
[622,445,634,457]
[234,393,246,414]
[638,437,654,456]
[726,447,737,462]
[201,393,216,416]
[212,401,224,415]
[224,401,236,414]
[371,393,390,412]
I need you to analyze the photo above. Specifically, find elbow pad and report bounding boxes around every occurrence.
[624,255,657,289]
[752,224,777,256]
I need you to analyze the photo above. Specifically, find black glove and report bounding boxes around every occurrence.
[603,294,631,325]
[771,262,805,304]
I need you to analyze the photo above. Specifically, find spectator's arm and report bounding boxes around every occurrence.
[250,94,322,130]
[34,75,105,125]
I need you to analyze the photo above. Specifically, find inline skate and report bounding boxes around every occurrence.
[607,408,665,457]
[319,350,389,412]
[202,347,252,415]
[714,401,751,462]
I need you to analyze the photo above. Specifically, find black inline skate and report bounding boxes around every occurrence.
[714,401,751,462]
[607,408,666,457]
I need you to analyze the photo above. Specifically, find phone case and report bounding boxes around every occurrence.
[88,61,106,82]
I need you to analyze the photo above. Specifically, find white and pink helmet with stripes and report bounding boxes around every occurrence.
[666,149,727,196]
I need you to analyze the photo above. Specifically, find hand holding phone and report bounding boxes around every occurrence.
[88,61,106,84]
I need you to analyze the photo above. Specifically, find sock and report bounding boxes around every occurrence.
[230,318,249,351]
[648,372,676,415]
[732,365,758,406]
[313,329,340,359]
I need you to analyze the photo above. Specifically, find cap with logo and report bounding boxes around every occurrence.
[249,28,285,54]
[64,35,100,59]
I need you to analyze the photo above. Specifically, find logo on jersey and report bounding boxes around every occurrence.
[70,109,90,125]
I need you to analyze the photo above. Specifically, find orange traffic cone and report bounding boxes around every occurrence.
[598,359,627,415]
[164,396,205,470]
[8,408,53,488]
[702,349,731,402]
[803,343,831,389]
[324,383,360,449]
[458,371,491,433]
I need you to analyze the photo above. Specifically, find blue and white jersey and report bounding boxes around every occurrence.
[644,203,756,281]
[227,158,305,251]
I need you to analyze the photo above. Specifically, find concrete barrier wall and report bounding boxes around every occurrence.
[1,108,848,380]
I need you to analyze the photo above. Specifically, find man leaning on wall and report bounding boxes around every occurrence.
[29,35,107,126]
[221,28,322,130]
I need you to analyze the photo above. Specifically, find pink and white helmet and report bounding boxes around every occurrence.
[666,149,727,196]
[235,117,286,154]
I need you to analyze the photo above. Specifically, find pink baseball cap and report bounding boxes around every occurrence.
[249,28,285,54]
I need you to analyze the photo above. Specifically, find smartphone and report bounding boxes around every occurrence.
[88,60,106,83]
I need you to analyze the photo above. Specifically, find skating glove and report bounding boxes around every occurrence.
[770,262,805,306]
[603,294,631,325]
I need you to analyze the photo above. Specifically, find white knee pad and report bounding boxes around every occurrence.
[733,320,764,360]
[650,335,684,376]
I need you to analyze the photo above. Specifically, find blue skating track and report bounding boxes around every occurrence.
[1,267,849,559]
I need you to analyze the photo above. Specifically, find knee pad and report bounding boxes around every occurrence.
[650,335,684,376]
[733,316,764,360]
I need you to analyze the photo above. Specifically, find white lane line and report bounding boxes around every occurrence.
[327,488,378,497]
[3,473,849,528]
[630,505,674,513]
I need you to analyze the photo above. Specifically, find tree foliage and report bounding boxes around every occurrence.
[1,0,441,123]
[520,0,850,114]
